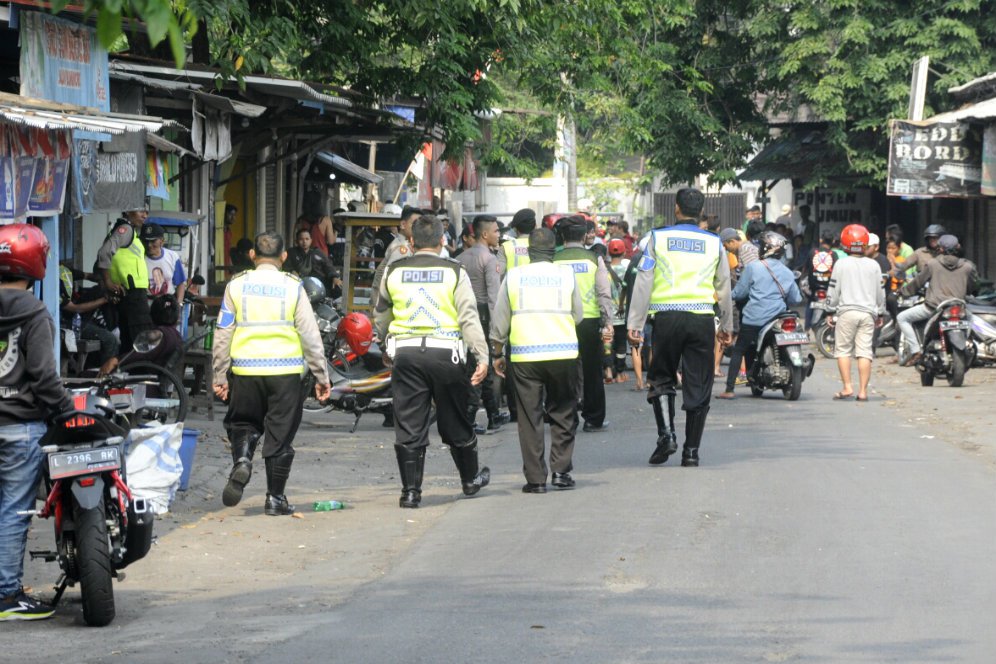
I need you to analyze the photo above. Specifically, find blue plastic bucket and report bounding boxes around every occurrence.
[179,428,200,491]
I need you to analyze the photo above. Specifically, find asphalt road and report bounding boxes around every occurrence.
[10,360,996,662]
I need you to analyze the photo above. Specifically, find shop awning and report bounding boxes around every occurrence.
[0,91,176,135]
[315,151,383,185]
[739,123,846,183]
[109,70,267,118]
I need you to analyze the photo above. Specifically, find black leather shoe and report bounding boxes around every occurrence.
[399,489,421,508]
[222,460,252,507]
[551,472,575,489]
[681,449,700,467]
[648,433,678,465]
[264,494,295,516]
[521,483,547,494]
[582,421,610,433]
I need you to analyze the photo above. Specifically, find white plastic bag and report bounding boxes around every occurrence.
[125,422,184,514]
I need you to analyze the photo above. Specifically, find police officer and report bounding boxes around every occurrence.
[374,215,491,508]
[212,232,331,516]
[555,216,615,432]
[491,228,584,493]
[628,188,733,467]
[95,204,153,352]
[497,208,536,276]
[370,205,421,309]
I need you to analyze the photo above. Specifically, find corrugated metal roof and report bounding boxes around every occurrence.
[739,124,846,183]
[923,96,996,124]
[315,151,383,185]
[110,70,267,118]
[0,92,174,135]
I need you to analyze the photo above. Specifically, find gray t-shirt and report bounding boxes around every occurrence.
[456,244,500,310]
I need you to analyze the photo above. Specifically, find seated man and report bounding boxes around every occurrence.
[59,264,119,369]
[718,232,802,399]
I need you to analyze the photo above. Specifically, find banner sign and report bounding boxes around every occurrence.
[791,188,872,236]
[71,138,97,215]
[982,126,996,197]
[19,11,110,111]
[888,121,981,198]
[146,149,170,200]
[94,132,145,213]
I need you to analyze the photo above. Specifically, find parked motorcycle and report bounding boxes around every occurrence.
[747,311,815,400]
[809,288,836,359]
[898,298,974,387]
[300,280,393,431]
[26,373,157,626]
[967,296,996,366]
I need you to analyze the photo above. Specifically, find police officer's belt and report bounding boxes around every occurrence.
[394,337,461,350]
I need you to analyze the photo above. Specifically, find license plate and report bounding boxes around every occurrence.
[775,332,809,345]
[48,446,120,480]
[810,302,826,310]
[939,320,968,331]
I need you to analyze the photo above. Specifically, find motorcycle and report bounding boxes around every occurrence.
[26,373,157,626]
[301,294,393,432]
[810,287,836,359]
[898,298,974,387]
[967,296,996,366]
[747,310,815,401]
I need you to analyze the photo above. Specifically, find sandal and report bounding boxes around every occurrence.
[716,392,736,400]
[833,391,855,400]
[856,395,868,402]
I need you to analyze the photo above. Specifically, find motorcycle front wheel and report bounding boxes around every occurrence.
[815,324,835,359]
[948,348,967,387]
[74,498,115,626]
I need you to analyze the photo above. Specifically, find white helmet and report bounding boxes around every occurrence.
[761,230,787,259]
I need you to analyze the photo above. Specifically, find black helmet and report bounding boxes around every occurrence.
[760,231,787,260]
[302,276,326,304]
[924,224,946,239]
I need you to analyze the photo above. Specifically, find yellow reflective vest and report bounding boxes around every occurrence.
[554,246,599,319]
[507,261,578,362]
[502,237,531,271]
[648,225,721,314]
[109,221,149,289]
[227,269,305,375]
[385,255,461,339]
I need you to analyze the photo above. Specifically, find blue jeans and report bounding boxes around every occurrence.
[0,421,46,598]
[897,303,933,355]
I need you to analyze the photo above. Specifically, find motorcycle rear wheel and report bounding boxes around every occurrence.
[815,324,835,359]
[948,348,967,387]
[74,498,115,626]
[783,365,803,401]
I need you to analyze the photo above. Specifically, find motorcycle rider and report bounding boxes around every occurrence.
[897,234,978,366]
[0,225,72,621]
[717,231,802,400]
[895,224,945,277]
[801,232,837,330]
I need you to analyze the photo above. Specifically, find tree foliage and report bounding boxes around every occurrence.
[56,1,996,188]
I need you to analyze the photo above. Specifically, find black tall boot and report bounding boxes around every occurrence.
[648,395,678,465]
[682,407,710,467]
[396,446,425,508]
[223,431,260,507]
[449,442,490,497]
[264,453,296,515]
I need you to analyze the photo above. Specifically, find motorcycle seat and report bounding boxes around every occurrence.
[968,303,996,315]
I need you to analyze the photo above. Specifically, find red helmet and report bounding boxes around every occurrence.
[840,224,869,255]
[542,213,569,230]
[0,224,50,281]
[337,312,373,355]
[608,238,626,256]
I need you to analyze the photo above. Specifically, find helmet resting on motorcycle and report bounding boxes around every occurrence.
[302,276,326,304]
[840,224,869,255]
[338,312,373,355]
[760,231,787,260]
[924,224,946,239]
[0,224,50,281]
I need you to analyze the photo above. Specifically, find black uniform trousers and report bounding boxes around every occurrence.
[393,346,474,450]
[649,311,715,412]
[117,288,153,354]
[510,358,578,484]
[224,373,307,458]
[468,305,500,420]
[724,323,762,393]
[576,317,606,426]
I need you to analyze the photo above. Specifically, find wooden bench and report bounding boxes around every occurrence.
[61,337,102,377]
